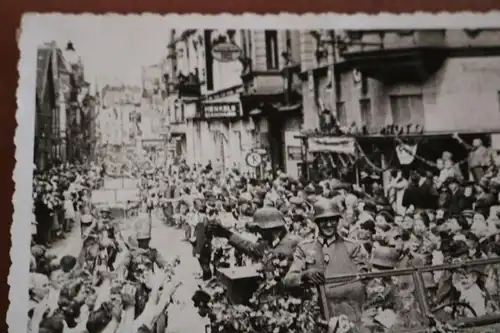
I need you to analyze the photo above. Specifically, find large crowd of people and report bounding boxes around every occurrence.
[32,162,104,246]
[28,138,500,333]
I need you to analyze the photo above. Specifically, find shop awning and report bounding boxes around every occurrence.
[272,103,302,112]
[308,137,356,155]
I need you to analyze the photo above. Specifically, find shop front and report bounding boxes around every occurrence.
[200,99,251,174]
[185,85,256,174]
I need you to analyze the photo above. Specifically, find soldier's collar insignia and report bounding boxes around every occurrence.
[318,236,335,247]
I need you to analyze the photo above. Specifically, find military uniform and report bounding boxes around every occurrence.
[284,236,366,320]
[283,198,366,323]
[227,231,301,261]
[128,211,168,333]
[214,206,302,261]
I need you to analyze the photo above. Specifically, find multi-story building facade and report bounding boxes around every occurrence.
[35,41,96,169]
[164,29,500,179]
[62,42,98,164]
[140,63,167,153]
[165,29,303,176]
[301,29,500,134]
[98,85,142,147]
[300,29,500,183]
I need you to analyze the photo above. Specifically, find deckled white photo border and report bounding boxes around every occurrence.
[12,11,500,333]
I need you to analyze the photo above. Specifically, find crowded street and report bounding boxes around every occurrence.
[27,25,500,333]
[46,178,208,333]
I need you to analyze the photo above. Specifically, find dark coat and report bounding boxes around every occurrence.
[402,183,421,209]
[419,178,438,210]
[448,189,466,215]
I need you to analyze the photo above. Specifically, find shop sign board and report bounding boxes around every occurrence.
[202,102,241,119]
[212,42,242,63]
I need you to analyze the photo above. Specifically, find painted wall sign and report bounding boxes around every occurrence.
[212,42,242,63]
[202,102,241,119]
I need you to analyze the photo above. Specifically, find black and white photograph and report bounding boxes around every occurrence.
[12,13,500,333]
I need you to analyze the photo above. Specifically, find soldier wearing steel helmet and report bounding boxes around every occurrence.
[208,206,302,260]
[284,197,367,324]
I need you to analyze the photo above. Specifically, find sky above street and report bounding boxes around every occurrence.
[26,15,173,87]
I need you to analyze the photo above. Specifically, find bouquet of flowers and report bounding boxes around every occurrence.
[193,251,326,333]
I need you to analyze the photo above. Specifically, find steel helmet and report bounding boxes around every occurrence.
[313,198,342,222]
[247,206,285,230]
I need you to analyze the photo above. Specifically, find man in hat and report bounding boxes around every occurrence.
[284,198,366,323]
[208,206,302,261]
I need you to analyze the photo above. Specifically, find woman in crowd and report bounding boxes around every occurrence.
[30,141,500,333]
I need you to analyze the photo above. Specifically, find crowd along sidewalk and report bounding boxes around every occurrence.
[46,220,82,259]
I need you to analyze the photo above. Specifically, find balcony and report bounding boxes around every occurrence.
[240,62,302,116]
[176,71,201,99]
[339,30,448,83]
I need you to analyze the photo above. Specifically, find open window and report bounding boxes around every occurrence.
[265,30,279,70]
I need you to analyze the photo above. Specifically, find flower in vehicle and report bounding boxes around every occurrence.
[192,251,325,333]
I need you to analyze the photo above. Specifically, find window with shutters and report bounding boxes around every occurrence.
[265,30,279,70]
[360,98,372,131]
[389,94,424,126]
[336,101,347,127]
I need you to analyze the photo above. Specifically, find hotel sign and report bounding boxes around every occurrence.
[202,102,241,119]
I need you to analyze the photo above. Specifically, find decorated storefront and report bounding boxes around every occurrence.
[299,127,499,193]
[299,135,358,182]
